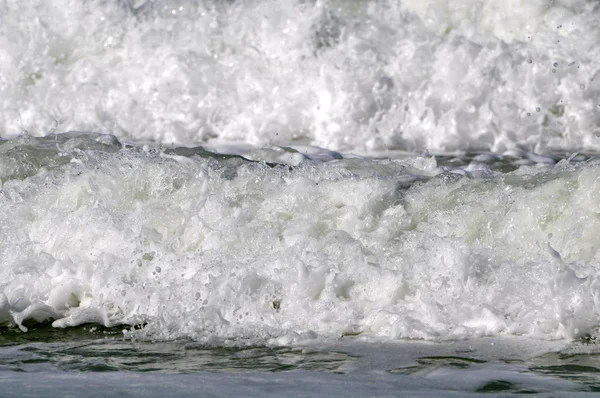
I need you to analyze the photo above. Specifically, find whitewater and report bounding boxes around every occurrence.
[2,0,600,395]
[1,0,599,153]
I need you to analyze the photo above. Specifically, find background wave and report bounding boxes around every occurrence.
[1,0,599,153]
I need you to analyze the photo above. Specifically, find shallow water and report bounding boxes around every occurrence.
[3,325,600,396]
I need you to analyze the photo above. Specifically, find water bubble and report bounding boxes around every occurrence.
[580,84,586,90]
[155,266,162,273]
[527,59,532,64]
[536,107,541,112]
[526,112,531,116]
[552,69,556,73]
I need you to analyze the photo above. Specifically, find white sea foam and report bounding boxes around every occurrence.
[1,0,599,153]
[1,135,600,343]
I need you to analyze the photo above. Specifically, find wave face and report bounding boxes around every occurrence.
[1,133,600,343]
[1,0,600,153]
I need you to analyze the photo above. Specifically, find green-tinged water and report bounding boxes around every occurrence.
[2,132,597,184]
[530,352,600,392]
[3,325,600,396]
[0,325,354,374]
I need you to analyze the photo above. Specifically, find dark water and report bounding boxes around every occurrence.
[3,325,600,396]
[0,324,353,374]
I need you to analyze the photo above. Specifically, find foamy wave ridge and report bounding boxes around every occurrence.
[2,137,600,343]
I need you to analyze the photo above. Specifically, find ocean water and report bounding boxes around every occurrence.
[2,0,600,396]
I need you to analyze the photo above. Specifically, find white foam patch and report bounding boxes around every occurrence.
[1,141,600,343]
[1,0,599,153]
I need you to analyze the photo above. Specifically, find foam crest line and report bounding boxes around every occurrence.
[1,140,600,343]
[1,0,600,153]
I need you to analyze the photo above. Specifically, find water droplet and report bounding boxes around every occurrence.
[553,62,558,67]
[580,84,586,90]
[536,107,541,112]
[527,59,532,64]
[155,266,162,273]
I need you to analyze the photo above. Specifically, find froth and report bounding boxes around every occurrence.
[2,140,600,343]
[1,0,600,153]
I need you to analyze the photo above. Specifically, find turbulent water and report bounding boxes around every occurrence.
[1,0,600,153]
[2,0,600,395]
[0,132,599,345]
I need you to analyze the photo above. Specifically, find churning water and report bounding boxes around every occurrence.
[2,0,600,396]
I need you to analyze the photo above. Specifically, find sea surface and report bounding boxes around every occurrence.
[2,0,600,396]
